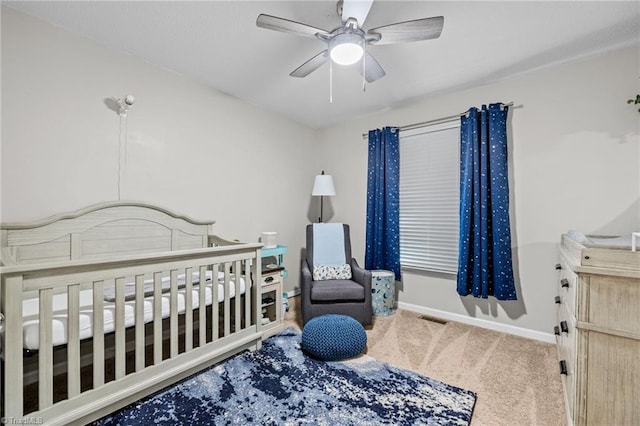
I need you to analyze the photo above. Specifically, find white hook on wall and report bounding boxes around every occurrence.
[113,94,135,117]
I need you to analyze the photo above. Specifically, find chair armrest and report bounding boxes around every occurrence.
[350,258,372,292]
[301,257,313,298]
[300,257,315,323]
[301,257,312,279]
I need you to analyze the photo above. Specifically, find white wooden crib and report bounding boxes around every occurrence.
[0,202,264,425]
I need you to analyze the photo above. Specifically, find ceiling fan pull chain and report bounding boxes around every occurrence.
[362,39,366,92]
[330,59,334,103]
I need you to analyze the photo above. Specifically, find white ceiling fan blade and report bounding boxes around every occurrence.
[290,50,329,78]
[341,0,374,27]
[368,16,444,45]
[359,51,386,83]
[257,14,329,39]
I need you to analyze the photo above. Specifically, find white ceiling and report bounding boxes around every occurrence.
[4,1,640,129]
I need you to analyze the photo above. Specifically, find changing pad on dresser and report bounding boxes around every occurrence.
[562,231,640,272]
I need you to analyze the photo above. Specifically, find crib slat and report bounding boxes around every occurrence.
[170,270,178,358]
[93,280,105,387]
[184,267,193,352]
[254,251,263,339]
[223,263,231,337]
[115,277,126,379]
[211,263,219,342]
[234,260,241,331]
[198,266,207,346]
[135,274,145,372]
[153,272,162,364]
[2,275,24,417]
[67,284,81,397]
[38,288,53,409]
[244,263,251,328]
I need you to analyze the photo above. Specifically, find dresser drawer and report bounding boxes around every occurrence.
[555,299,576,423]
[555,303,576,361]
[557,343,575,424]
[261,271,283,287]
[557,257,578,316]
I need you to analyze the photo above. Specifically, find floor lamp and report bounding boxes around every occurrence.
[312,171,336,223]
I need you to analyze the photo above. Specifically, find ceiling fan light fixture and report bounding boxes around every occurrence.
[329,33,363,65]
[256,1,445,84]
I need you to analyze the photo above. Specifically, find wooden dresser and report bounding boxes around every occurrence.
[555,234,640,426]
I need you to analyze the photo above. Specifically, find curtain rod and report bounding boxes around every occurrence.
[361,102,514,140]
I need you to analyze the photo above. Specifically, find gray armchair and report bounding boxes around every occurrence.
[301,224,372,326]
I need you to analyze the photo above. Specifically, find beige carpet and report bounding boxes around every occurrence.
[284,297,566,426]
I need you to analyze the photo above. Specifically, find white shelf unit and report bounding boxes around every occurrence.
[261,269,284,338]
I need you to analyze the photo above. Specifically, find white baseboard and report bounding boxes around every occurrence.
[397,301,556,344]
[284,289,300,298]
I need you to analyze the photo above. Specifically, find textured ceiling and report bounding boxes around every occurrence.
[4,1,640,128]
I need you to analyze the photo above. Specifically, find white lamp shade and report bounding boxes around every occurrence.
[312,174,336,196]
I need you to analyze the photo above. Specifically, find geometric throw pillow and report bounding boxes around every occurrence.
[313,264,352,281]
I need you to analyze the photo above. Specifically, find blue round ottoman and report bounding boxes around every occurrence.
[301,314,367,361]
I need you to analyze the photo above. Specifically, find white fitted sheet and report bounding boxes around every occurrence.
[21,271,246,350]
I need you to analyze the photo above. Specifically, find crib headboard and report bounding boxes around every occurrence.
[0,202,216,266]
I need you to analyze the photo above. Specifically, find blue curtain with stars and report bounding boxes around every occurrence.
[365,127,401,280]
[457,104,516,300]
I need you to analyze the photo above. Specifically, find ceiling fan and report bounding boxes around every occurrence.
[256,0,444,83]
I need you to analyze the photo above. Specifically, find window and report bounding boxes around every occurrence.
[399,121,460,274]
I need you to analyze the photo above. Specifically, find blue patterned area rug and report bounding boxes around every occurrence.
[95,328,476,425]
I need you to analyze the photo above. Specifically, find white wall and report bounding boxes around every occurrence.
[3,6,639,337]
[314,46,640,337]
[1,7,315,292]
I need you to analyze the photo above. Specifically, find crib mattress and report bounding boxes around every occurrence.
[21,271,246,350]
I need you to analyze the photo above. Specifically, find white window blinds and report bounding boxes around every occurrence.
[399,121,460,274]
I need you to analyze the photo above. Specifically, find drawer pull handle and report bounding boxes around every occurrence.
[559,360,568,375]
[561,278,569,288]
[264,276,274,283]
[554,263,562,270]
[560,321,569,334]
[554,326,560,336]
[554,296,561,304]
